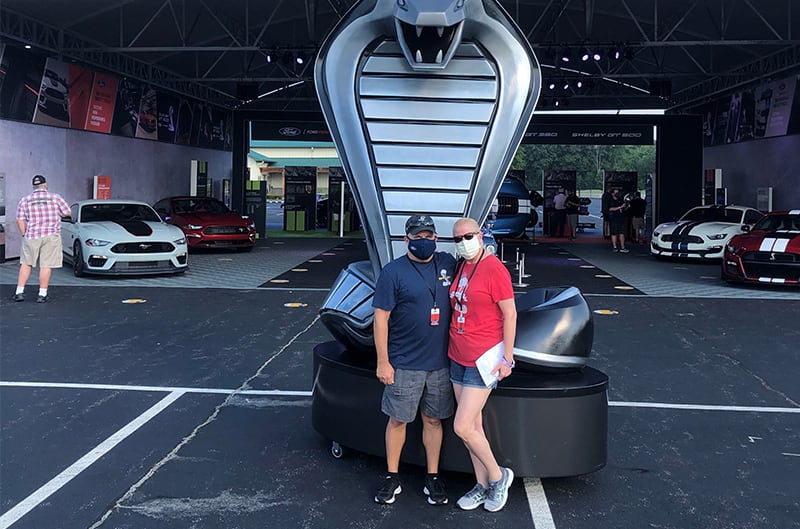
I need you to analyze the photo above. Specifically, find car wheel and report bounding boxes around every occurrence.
[73,242,86,277]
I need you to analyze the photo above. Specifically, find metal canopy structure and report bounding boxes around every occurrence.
[1,0,799,113]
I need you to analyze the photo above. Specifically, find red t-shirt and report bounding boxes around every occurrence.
[448,254,514,366]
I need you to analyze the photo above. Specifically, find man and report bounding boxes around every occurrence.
[551,187,567,237]
[607,188,629,253]
[628,191,647,244]
[372,214,456,506]
[14,175,71,303]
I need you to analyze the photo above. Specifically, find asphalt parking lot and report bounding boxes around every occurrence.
[1,236,798,529]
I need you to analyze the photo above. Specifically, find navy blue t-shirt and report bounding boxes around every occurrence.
[372,251,456,371]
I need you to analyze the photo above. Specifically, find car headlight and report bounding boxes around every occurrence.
[85,238,111,247]
[173,237,187,245]
[707,233,727,240]
[183,224,203,230]
[726,244,742,255]
[652,230,661,237]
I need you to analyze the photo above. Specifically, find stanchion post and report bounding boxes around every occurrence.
[500,241,505,263]
[515,247,520,270]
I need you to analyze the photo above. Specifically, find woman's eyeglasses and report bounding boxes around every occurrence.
[453,232,480,243]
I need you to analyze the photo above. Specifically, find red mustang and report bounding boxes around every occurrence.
[722,210,800,285]
[153,196,256,251]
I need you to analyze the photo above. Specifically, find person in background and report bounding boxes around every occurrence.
[448,217,517,513]
[551,187,567,237]
[564,189,582,241]
[13,175,71,303]
[372,214,456,506]
[607,188,629,253]
[628,191,647,244]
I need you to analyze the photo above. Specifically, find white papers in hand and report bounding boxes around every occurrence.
[475,342,505,387]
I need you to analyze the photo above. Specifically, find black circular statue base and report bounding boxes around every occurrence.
[312,341,608,478]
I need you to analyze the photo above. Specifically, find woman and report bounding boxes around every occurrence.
[448,217,517,512]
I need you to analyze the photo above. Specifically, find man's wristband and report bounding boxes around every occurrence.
[500,357,515,368]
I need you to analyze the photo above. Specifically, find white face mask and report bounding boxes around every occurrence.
[455,235,482,259]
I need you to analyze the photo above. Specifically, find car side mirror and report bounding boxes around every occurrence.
[741,225,751,232]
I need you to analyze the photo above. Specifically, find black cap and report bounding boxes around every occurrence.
[32,175,46,186]
[405,214,436,236]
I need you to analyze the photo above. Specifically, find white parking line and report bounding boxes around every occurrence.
[609,401,800,413]
[0,381,311,397]
[525,477,556,529]
[0,391,184,529]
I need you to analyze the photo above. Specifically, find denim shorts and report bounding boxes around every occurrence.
[381,367,454,423]
[449,360,497,390]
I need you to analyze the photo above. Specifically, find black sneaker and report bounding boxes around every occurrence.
[36,295,48,303]
[12,293,24,302]
[374,475,402,504]
[423,475,448,505]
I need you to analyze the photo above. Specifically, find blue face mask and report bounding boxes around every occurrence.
[408,237,436,260]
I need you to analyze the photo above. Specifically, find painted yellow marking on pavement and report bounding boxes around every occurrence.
[595,274,613,278]
[121,299,147,304]
[614,285,635,290]
[284,302,309,308]
[270,279,290,283]
[593,309,619,315]
[291,268,308,272]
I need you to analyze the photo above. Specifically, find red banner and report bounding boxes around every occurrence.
[85,73,119,133]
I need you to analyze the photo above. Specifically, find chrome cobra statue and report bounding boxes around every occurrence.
[316,0,591,370]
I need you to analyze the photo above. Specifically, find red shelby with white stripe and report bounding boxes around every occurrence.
[722,210,800,286]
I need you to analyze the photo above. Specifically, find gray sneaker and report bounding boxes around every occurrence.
[484,467,514,512]
[456,483,487,510]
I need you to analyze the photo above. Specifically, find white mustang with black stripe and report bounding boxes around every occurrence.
[651,204,764,260]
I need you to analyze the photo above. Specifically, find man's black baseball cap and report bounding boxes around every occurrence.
[32,175,46,186]
[405,214,436,235]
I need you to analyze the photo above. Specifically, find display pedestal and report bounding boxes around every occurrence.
[312,341,608,478]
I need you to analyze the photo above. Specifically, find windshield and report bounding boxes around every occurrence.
[172,198,231,214]
[752,214,800,231]
[681,207,743,223]
[80,203,161,223]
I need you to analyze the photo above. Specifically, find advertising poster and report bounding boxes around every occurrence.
[284,166,318,231]
[198,103,216,148]
[189,102,205,146]
[93,175,112,199]
[84,73,118,133]
[111,78,142,137]
[762,76,797,138]
[67,63,93,129]
[542,170,576,236]
[190,160,209,197]
[174,98,194,145]
[210,107,228,150]
[32,58,70,128]
[157,91,178,143]
[135,86,158,140]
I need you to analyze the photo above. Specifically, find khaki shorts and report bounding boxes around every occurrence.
[21,233,63,268]
[631,217,645,232]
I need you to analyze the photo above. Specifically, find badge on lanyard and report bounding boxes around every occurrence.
[456,313,465,333]
[430,307,440,326]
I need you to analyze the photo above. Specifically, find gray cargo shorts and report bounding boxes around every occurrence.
[381,367,454,423]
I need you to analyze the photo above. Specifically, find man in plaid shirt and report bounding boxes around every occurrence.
[14,175,71,303]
